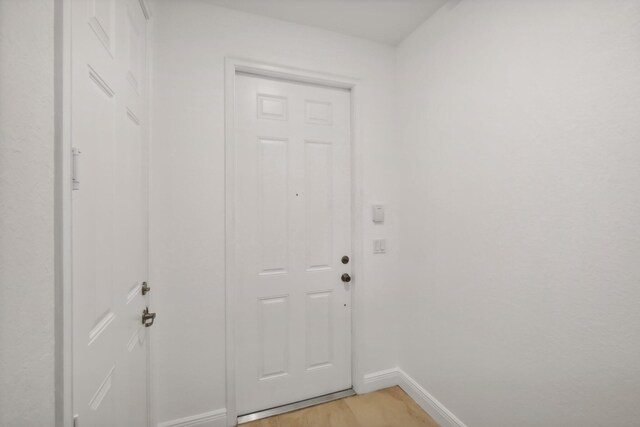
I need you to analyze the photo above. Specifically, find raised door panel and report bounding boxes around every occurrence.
[116,109,142,304]
[126,3,142,92]
[259,296,290,379]
[258,94,288,121]
[305,291,333,370]
[83,64,117,348]
[305,100,333,126]
[258,138,290,275]
[87,367,117,427]
[88,0,116,56]
[304,141,333,272]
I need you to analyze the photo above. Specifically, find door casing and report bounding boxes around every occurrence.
[224,57,366,426]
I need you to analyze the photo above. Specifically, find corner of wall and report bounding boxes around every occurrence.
[360,368,467,427]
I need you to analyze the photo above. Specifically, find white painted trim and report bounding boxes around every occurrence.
[224,58,238,427]
[55,0,73,425]
[224,57,365,426]
[397,369,468,427]
[349,82,366,396]
[359,368,468,427]
[144,4,155,427]
[157,409,227,427]
[361,368,401,394]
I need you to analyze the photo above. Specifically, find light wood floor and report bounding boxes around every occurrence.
[242,386,439,427]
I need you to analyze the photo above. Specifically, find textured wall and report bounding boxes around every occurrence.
[396,1,640,426]
[0,0,56,425]
[150,1,399,424]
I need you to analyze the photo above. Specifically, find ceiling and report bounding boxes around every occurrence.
[202,0,448,46]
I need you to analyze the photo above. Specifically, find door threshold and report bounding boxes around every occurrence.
[237,389,356,424]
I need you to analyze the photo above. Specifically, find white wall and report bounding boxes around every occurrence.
[396,1,640,426]
[0,0,56,425]
[149,1,399,424]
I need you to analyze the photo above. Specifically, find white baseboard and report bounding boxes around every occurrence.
[396,369,467,427]
[156,369,464,427]
[361,368,467,427]
[157,408,227,427]
[362,368,402,394]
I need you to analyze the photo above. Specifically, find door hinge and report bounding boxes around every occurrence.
[72,147,81,190]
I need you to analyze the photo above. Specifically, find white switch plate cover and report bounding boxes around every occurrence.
[372,204,385,223]
[373,239,386,254]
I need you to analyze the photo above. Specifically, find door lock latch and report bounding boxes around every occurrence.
[142,307,156,328]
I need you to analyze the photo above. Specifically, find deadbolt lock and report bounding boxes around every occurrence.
[141,282,151,296]
[341,255,350,264]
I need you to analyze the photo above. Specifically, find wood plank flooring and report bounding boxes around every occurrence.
[242,386,440,427]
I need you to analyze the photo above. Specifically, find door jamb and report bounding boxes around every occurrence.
[56,0,73,425]
[224,57,366,426]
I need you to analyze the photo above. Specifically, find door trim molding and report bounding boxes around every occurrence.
[224,57,365,426]
[56,0,73,425]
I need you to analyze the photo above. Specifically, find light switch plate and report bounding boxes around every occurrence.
[373,239,386,254]
[372,204,385,223]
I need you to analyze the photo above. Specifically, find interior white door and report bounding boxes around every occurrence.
[71,0,151,426]
[235,73,352,415]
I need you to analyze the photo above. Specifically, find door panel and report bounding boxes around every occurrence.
[235,73,352,415]
[304,140,333,270]
[259,296,290,379]
[72,0,150,425]
[258,138,289,274]
[305,291,333,370]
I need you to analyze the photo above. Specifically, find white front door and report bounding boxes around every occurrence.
[71,0,151,425]
[234,73,353,415]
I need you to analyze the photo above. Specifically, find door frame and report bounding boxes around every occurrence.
[55,0,73,425]
[224,57,366,426]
